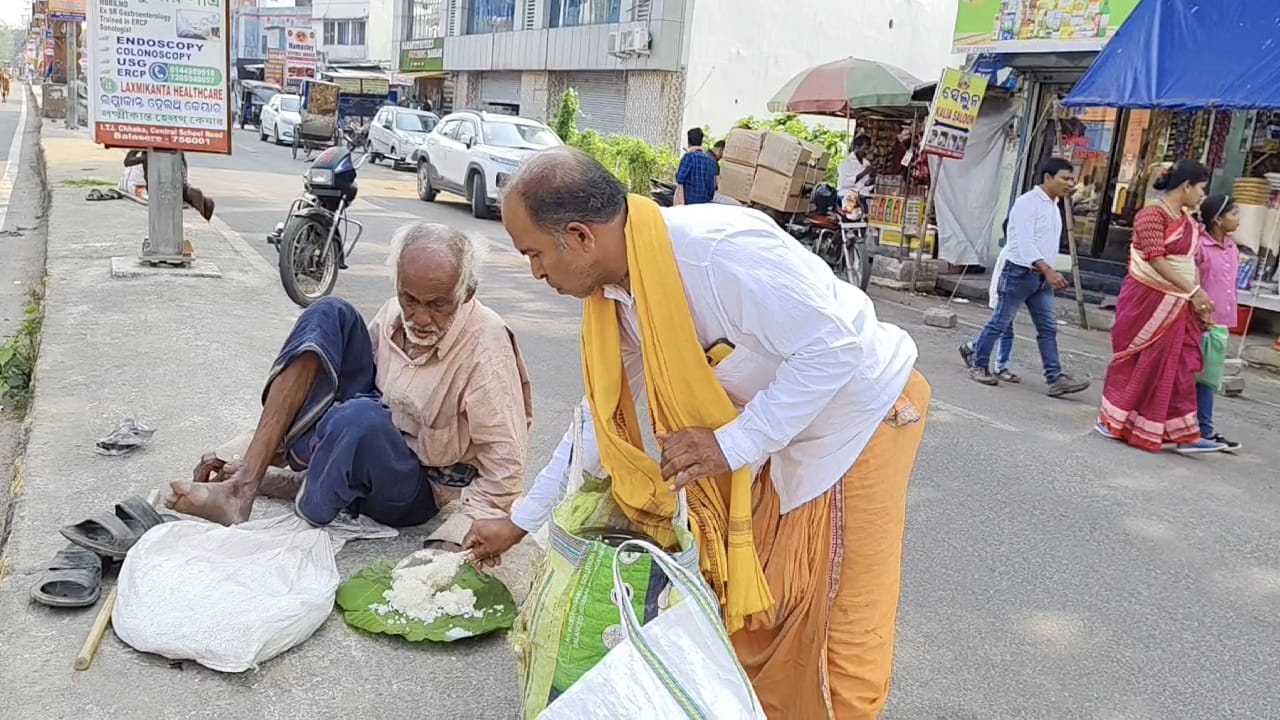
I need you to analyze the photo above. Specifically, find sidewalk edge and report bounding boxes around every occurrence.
[0,86,51,584]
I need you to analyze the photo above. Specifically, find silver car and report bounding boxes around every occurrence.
[369,107,439,169]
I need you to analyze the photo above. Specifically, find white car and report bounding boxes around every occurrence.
[369,106,440,169]
[259,93,302,146]
[413,111,562,219]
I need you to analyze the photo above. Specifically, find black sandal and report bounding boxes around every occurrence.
[59,496,170,560]
[30,546,103,608]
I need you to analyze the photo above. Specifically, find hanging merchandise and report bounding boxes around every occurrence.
[1206,110,1232,170]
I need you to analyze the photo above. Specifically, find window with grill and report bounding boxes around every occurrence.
[522,0,537,30]
[632,0,650,21]
[405,0,445,40]
[324,20,367,46]
[548,0,620,27]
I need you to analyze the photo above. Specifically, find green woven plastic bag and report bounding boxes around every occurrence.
[512,408,699,720]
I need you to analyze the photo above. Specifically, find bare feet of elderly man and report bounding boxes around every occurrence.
[166,470,259,525]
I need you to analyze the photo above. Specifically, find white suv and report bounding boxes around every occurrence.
[413,111,562,219]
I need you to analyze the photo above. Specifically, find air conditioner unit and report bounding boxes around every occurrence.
[625,26,651,54]
[607,30,625,56]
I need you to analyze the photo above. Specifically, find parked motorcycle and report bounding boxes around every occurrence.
[648,178,870,290]
[267,146,366,307]
[341,120,369,154]
[783,184,873,291]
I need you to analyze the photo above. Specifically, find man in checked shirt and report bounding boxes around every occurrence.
[674,127,720,205]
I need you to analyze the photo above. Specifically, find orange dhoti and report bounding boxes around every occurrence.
[732,370,931,719]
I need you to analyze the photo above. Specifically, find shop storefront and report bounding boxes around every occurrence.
[1063,0,1280,321]
[951,1,1260,294]
[398,38,449,112]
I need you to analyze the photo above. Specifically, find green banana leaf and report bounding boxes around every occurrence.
[336,559,517,643]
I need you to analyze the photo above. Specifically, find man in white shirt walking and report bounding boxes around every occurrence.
[968,157,1091,397]
[469,147,930,719]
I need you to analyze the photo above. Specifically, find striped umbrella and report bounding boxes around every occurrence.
[767,57,929,116]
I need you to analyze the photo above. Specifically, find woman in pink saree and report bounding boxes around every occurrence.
[1096,160,1223,454]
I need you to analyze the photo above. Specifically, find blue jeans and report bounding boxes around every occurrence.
[965,324,1014,371]
[1196,381,1216,439]
[974,263,1062,383]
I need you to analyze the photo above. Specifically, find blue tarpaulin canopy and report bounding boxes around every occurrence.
[1063,0,1280,110]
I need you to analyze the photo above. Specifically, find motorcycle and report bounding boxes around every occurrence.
[341,119,369,154]
[782,184,873,291]
[267,146,366,307]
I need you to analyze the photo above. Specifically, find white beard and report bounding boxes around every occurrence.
[403,323,443,350]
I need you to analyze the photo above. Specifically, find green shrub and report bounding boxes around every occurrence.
[0,292,44,410]
[552,89,680,193]
[547,92,846,190]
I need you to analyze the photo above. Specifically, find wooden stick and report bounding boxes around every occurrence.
[1062,194,1090,331]
[74,489,162,671]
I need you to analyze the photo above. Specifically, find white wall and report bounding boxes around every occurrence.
[682,0,964,136]
[367,0,398,64]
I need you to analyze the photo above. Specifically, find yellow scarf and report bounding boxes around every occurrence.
[581,195,773,633]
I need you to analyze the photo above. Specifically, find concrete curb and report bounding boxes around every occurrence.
[0,85,49,582]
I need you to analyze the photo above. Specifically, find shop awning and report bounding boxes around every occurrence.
[1064,0,1280,110]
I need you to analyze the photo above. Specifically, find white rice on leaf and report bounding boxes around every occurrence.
[382,552,484,624]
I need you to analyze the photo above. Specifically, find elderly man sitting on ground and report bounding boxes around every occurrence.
[167,222,534,550]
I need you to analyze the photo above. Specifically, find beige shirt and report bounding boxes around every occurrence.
[369,297,533,545]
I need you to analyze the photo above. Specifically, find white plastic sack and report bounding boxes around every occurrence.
[538,539,766,720]
[113,519,340,673]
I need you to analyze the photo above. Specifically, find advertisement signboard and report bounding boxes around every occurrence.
[88,0,233,154]
[399,38,444,73]
[49,0,86,23]
[266,48,285,88]
[921,68,989,161]
[952,0,1139,54]
[284,27,316,92]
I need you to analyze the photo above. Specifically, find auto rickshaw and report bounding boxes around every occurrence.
[236,80,281,130]
[293,78,341,160]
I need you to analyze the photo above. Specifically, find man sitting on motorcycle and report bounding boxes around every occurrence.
[167,222,535,554]
[837,135,875,215]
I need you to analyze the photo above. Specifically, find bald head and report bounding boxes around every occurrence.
[501,147,628,235]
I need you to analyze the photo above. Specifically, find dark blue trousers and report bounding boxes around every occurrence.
[267,297,439,527]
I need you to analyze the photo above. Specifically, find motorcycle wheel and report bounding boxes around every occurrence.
[277,215,340,308]
[843,240,873,292]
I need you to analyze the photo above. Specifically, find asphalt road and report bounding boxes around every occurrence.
[184,129,1280,719]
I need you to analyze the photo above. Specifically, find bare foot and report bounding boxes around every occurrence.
[166,479,255,525]
[259,467,304,500]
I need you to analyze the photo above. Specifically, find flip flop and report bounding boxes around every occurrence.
[59,496,169,559]
[29,546,103,608]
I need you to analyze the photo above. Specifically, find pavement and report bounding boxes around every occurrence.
[1,109,1279,719]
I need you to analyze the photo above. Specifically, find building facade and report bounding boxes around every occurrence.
[232,6,312,69]
[396,0,450,111]
[311,0,400,64]
[441,0,960,148]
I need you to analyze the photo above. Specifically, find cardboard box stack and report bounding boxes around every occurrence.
[715,129,831,213]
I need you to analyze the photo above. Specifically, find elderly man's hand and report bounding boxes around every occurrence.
[463,518,527,568]
[192,452,227,484]
[657,428,731,491]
